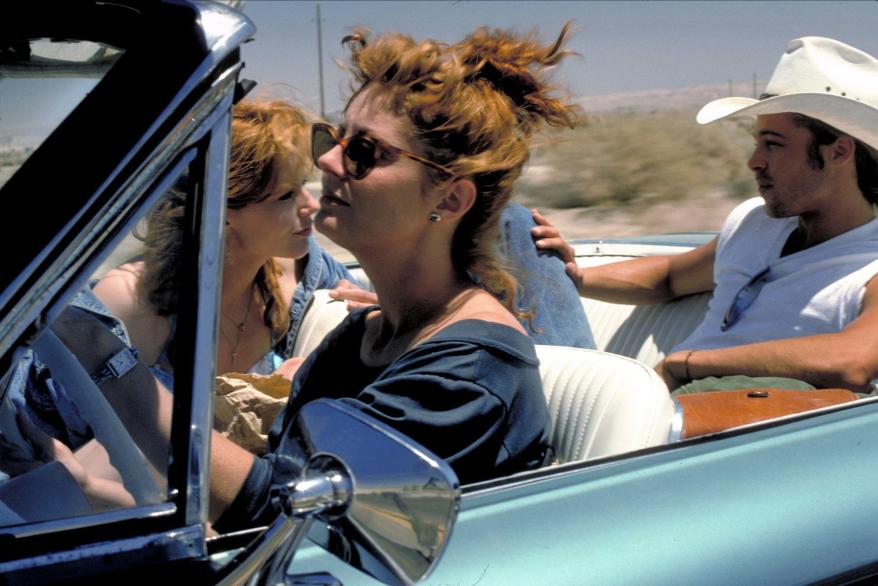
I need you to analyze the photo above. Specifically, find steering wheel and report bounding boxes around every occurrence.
[31,330,163,506]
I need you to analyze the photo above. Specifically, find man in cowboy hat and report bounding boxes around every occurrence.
[532,36,878,393]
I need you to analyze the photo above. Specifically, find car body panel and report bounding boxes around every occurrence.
[290,399,878,585]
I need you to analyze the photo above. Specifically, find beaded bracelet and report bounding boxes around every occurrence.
[683,350,695,381]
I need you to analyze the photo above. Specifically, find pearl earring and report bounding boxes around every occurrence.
[429,212,441,223]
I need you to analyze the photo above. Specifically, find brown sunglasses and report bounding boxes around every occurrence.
[311,122,453,180]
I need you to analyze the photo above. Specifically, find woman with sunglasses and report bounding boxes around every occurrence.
[316,124,596,351]
[208,23,585,530]
[34,24,582,530]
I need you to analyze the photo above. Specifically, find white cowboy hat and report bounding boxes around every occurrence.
[697,36,878,152]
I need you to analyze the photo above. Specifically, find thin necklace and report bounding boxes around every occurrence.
[220,284,255,365]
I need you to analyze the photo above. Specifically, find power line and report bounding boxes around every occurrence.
[316,3,325,119]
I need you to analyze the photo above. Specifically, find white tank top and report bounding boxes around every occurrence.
[673,197,878,352]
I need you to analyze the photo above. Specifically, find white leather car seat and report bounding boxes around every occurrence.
[582,293,710,366]
[574,247,710,365]
[290,289,351,358]
[535,345,677,463]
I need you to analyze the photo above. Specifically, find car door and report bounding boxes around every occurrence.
[288,396,878,585]
[0,1,252,581]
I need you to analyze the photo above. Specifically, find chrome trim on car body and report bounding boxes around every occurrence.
[180,101,235,527]
[216,516,313,586]
[195,0,254,61]
[571,232,717,248]
[669,397,685,443]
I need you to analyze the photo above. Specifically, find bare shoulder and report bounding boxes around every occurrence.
[93,262,145,316]
[93,261,171,363]
[450,289,527,335]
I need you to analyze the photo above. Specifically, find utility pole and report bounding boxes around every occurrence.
[316,3,326,119]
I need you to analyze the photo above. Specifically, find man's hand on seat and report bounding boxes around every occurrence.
[530,209,587,295]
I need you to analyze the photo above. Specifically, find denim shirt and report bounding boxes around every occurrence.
[282,237,359,358]
[5,285,133,449]
[5,237,358,447]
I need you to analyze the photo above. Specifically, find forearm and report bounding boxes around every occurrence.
[579,256,679,305]
[665,335,878,391]
[208,431,255,523]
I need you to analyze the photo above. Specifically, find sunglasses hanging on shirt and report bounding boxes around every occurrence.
[721,267,771,331]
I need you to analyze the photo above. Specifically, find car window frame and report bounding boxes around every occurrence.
[0,0,253,575]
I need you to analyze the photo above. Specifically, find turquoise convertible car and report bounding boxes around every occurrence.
[1,1,877,584]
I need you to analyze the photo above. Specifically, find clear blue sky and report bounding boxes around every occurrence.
[238,0,878,116]
[2,1,875,141]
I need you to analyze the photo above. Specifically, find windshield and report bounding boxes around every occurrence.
[0,39,124,189]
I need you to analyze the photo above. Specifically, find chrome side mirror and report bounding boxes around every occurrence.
[285,399,460,586]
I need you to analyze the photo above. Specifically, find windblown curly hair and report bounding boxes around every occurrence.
[341,23,579,314]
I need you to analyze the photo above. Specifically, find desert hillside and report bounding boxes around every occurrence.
[511,107,757,242]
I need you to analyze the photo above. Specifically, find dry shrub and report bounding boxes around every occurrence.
[516,109,754,209]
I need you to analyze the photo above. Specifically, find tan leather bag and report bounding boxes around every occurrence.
[676,388,858,439]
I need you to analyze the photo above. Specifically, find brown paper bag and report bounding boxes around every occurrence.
[213,372,292,455]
